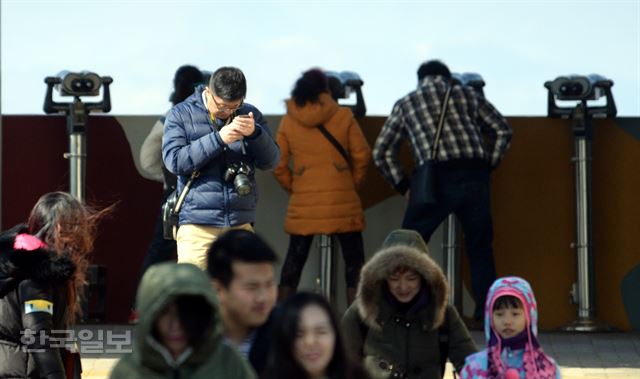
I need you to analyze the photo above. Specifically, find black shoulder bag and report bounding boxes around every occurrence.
[317,124,352,168]
[408,80,453,207]
[162,171,199,240]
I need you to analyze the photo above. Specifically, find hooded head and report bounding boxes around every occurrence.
[135,263,222,370]
[381,229,430,252]
[356,229,448,330]
[484,277,558,379]
[484,276,538,341]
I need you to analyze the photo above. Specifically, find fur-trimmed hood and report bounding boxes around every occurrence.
[0,224,75,297]
[356,244,449,331]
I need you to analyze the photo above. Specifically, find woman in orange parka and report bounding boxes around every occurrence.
[274,68,371,306]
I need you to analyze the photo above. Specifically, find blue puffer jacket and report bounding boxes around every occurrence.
[162,86,280,227]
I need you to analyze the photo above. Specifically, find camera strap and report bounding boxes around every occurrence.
[173,171,200,214]
[317,124,352,168]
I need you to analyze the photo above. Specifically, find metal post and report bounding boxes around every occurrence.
[574,136,594,321]
[443,214,462,312]
[318,234,333,301]
[66,132,86,202]
[562,103,612,332]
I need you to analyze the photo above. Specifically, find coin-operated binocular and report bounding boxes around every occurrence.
[452,72,485,97]
[325,71,366,117]
[545,74,616,332]
[544,74,616,121]
[43,71,113,201]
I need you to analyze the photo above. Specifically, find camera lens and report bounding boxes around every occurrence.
[234,174,252,196]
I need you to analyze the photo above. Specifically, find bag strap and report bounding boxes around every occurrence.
[317,124,352,168]
[431,79,453,160]
[173,171,200,213]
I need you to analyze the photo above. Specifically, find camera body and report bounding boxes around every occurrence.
[224,162,252,196]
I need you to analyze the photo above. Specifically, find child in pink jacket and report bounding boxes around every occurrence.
[461,276,561,379]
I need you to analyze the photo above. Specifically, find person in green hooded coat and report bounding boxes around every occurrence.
[110,263,255,379]
[342,229,477,379]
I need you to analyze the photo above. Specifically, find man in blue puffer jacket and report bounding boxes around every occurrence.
[162,66,280,269]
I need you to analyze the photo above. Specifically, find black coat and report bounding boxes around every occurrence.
[0,225,75,379]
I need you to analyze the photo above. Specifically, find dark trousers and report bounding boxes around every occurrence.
[403,165,496,320]
[133,189,177,307]
[280,231,365,289]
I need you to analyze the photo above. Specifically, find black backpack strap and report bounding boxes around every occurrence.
[438,307,451,378]
[317,124,352,168]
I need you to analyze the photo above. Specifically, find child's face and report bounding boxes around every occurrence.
[492,304,527,339]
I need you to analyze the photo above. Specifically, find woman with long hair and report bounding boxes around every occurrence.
[274,68,371,305]
[262,292,369,379]
[0,191,106,378]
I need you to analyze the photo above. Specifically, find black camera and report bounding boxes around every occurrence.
[224,162,252,196]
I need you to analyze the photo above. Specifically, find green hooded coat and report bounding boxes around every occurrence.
[110,263,256,379]
[342,230,477,379]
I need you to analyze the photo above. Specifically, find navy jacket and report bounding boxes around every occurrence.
[162,86,280,227]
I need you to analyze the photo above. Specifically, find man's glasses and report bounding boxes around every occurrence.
[208,90,244,112]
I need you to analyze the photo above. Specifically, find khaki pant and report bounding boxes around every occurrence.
[176,223,253,269]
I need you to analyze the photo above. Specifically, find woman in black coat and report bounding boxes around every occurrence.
[0,192,105,378]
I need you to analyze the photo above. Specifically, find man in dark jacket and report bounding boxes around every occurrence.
[162,66,280,269]
[206,229,278,376]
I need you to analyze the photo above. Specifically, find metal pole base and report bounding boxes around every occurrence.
[560,318,616,332]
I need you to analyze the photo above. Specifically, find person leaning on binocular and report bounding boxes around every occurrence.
[161,66,280,270]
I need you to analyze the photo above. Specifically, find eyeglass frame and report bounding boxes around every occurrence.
[206,88,244,112]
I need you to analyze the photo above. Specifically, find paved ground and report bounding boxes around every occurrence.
[77,325,640,378]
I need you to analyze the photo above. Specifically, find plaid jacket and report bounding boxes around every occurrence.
[373,76,512,194]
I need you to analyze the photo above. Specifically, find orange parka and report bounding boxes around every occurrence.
[274,93,371,235]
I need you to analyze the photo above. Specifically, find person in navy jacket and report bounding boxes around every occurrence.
[162,66,279,269]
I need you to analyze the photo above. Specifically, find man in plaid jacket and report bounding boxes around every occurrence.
[373,60,512,323]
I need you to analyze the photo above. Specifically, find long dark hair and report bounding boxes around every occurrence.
[262,292,369,379]
[27,191,109,324]
[291,68,329,107]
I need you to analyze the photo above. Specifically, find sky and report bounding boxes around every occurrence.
[1,0,639,117]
